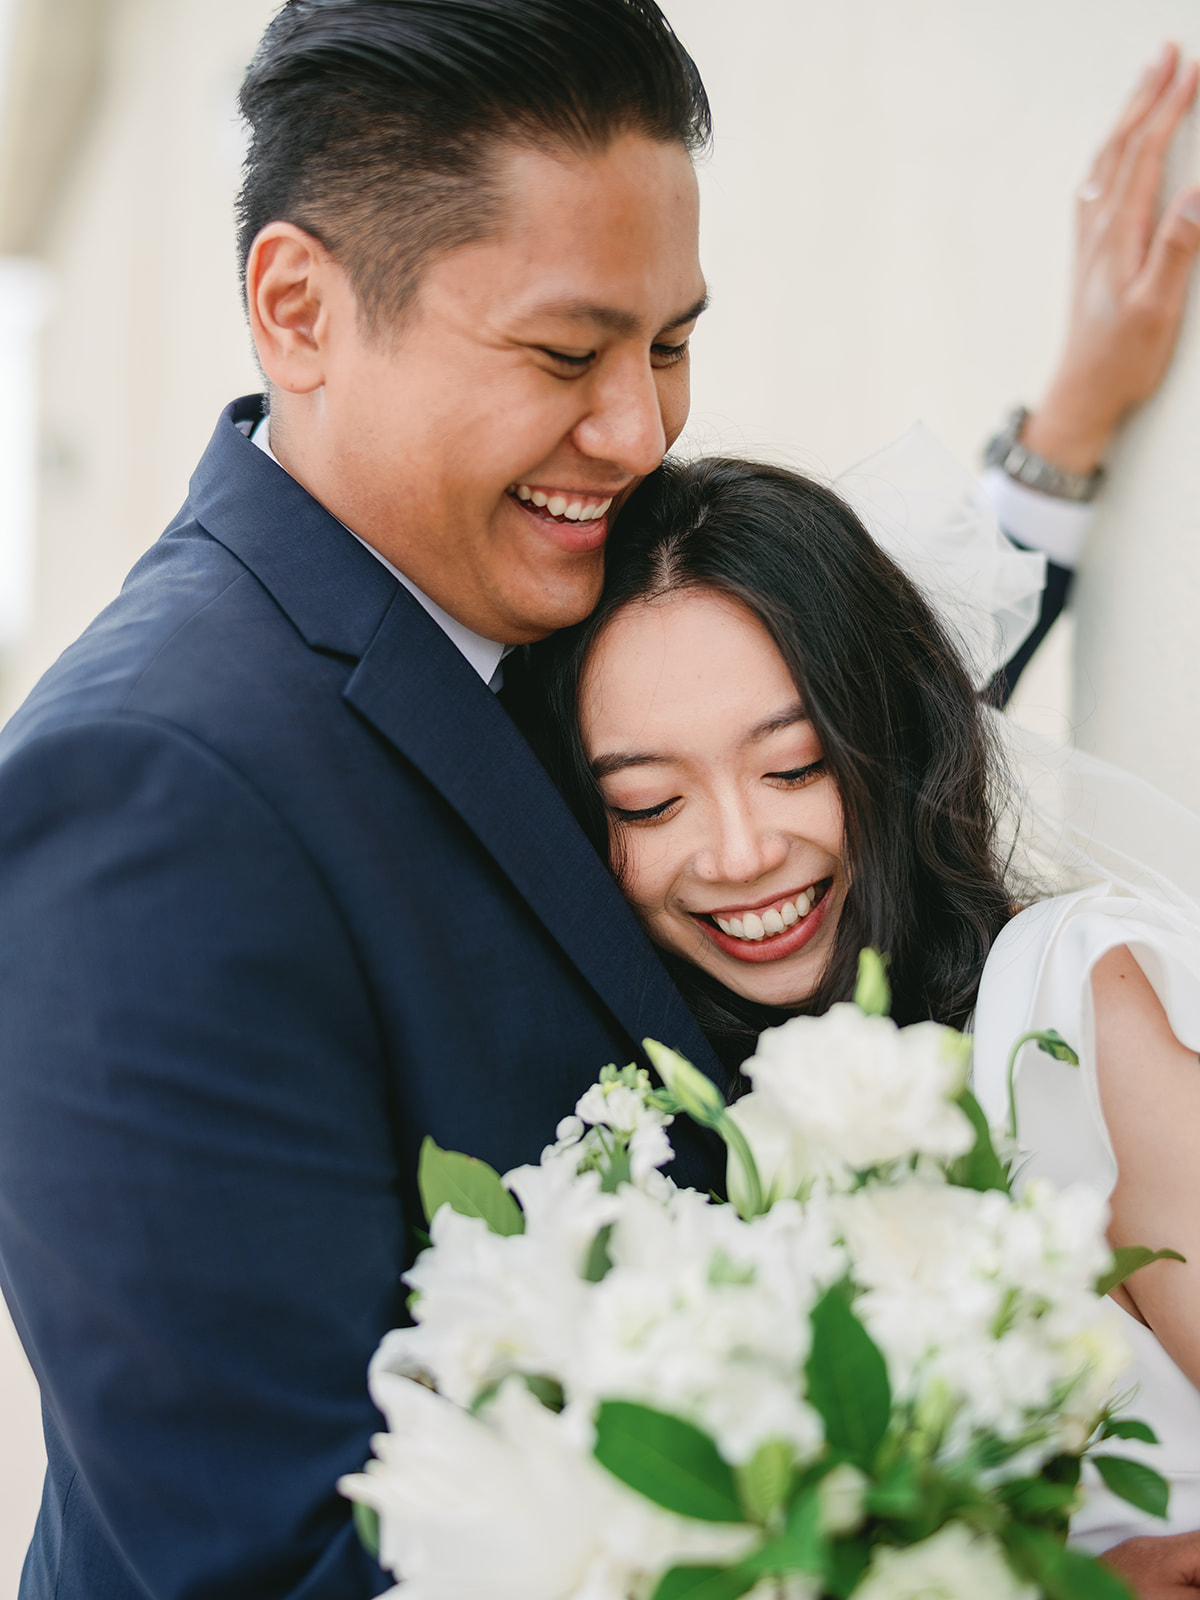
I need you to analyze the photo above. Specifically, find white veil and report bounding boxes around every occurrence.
[834,424,1200,929]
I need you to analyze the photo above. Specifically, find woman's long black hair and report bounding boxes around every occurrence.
[525,457,1013,1072]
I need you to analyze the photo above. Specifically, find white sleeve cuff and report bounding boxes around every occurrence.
[980,466,1094,568]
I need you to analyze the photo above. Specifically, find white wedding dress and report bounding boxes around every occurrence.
[971,866,1200,1551]
[841,426,1200,1552]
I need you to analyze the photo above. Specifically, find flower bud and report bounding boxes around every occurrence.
[818,1462,867,1536]
[642,1040,726,1128]
[853,948,891,1018]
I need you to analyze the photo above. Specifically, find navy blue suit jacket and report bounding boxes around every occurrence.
[0,398,723,1599]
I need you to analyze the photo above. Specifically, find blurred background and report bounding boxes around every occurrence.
[1,0,1199,1587]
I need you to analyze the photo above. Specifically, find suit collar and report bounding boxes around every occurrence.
[188,396,397,659]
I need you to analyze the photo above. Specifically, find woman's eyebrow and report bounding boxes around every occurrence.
[591,750,671,780]
[747,703,809,742]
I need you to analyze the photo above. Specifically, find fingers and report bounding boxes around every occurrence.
[1086,43,1180,197]
[1105,55,1200,239]
[1135,183,1200,321]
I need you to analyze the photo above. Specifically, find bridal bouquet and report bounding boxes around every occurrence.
[341,955,1174,1600]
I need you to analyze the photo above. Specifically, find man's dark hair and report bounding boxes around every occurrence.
[237,0,710,333]
[526,459,1015,1073]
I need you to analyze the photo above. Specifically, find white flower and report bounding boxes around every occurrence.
[853,1523,1036,1600]
[730,1006,974,1194]
[340,1375,753,1600]
[387,1159,618,1406]
[832,1176,1129,1458]
[563,1186,843,1466]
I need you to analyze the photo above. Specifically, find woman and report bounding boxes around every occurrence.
[527,452,1200,1554]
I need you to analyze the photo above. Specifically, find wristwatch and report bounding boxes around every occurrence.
[983,406,1105,503]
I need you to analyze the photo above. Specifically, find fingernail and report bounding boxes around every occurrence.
[1182,191,1200,225]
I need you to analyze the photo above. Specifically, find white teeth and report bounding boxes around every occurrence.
[712,889,823,942]
[513,489,614,522]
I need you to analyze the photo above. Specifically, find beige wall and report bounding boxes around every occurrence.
[669,0,1200,798]
[1,0,273,718]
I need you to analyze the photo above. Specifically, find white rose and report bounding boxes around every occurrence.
[853,1522,1036,1600]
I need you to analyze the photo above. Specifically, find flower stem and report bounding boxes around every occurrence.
[718,1112,765,1219]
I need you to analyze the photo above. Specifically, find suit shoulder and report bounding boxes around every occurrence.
[0,523,310,761]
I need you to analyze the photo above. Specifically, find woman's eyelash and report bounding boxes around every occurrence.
[609,797,680,824]
[770,759,826,785]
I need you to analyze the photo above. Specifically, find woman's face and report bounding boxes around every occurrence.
[579,588,847,1007]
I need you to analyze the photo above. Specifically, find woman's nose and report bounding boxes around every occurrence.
[694,799,789,887]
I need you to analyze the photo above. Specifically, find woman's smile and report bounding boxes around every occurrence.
[692,878,834,964]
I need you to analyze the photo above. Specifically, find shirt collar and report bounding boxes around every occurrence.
[249,417,508,691]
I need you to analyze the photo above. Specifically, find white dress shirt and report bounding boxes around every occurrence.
[246,416,509,691]
[980,466,1093,569]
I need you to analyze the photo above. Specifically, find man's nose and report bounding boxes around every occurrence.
[696,799,789,887]
[573,354,667,477]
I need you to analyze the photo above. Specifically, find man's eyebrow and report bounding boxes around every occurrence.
[523,292,710,340]
[591,750,672,780]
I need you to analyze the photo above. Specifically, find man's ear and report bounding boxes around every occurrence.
[245,222,344,395]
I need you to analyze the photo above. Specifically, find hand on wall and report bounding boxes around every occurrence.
[1025,43,1200,476]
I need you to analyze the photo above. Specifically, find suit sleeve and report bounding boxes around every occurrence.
[986,551,1074,709]
[0,715,399,1598]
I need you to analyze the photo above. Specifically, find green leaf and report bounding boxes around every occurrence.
[742,1488,825,1576]
[1096,1245,1186,1297]
[593,1401,745,1523]
[823,1536,871,1599]
[853,948,892,1016]
[583,1224,614,1283]
[735,1439,794,1525]
[946,1088,1010,1194]
[865,1455,922,1519]
[523,1373,565,1412]
[352,1500,380,1559]
[1101,1417,1158,1445]
[805,1286,891,1469]
[1006,1524,1133,1600]
[999,1475,1080,1519]
[650,1567,756,1600]
[1092,1455,1170,1520]
[417,1136,524,1235]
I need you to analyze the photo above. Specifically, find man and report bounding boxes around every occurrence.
[0,2,1197,1596]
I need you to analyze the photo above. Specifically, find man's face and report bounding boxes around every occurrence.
[311,135,705,643]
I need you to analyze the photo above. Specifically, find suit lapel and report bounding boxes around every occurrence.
[344,585,720,1080]
[191,398,721,1085]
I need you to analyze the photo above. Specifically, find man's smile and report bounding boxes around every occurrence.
[508,482,615,523]
[505,482,624,553]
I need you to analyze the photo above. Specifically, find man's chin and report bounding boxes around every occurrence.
[503,568,607,642]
